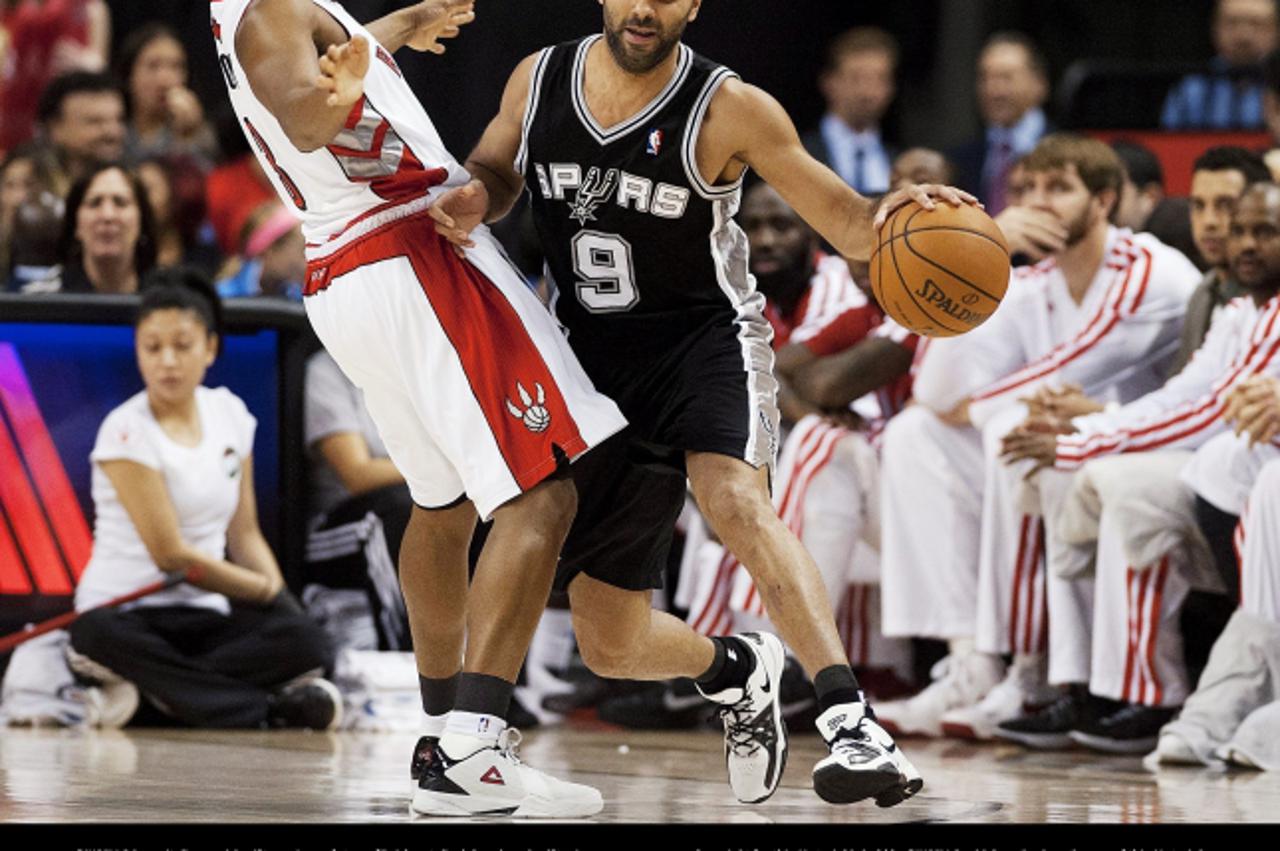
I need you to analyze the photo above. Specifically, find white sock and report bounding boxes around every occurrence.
[528,608,575,673]
[947,636,975,657]
[441,711,505,756]
[420,712,448,738]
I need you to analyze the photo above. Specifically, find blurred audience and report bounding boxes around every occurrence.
[22,162,155,294]
[1110,138,1200,263]
[116,23,218,168]
[803,27,899,195]
[949,32,1051,215]
[215,202,305,300]
[1163,0,1277,130]
[1,142,58,275]
[890,147,954,189]
[0,0,110,152]
[137,153,221,273]
[35,70,125,193]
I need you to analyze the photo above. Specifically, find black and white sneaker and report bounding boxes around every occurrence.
[995,685,1115,750]
[1068,703,1179,754]
[266,678,343,731]
[410,735,439,791]
[813,699,923,807]
[697,632,789,804]
[411,729,603,818]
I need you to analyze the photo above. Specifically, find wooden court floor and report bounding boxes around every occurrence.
[2,723,1279,824]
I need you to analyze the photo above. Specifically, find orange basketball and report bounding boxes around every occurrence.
[869,201,1011,338]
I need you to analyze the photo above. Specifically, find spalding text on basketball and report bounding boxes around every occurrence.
[914,278,990,326]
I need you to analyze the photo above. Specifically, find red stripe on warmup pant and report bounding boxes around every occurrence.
[0,344,92,578]
[692,551,736,635]
[1023,520,1045,654]
[1009,515,1032,653]
[1122,569,1140,703]
[1144,559,1171,706]
[1235,512,1247,610]
[0,411,72,594]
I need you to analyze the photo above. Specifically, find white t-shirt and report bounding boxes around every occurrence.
[75,386,257,613]
[304,350,390,518]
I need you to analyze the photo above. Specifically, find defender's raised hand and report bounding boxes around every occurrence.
[317,35,371,108]
[404,1,477,54]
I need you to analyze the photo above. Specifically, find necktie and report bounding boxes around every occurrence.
[987,139,1013,215]
[853,147,867,195]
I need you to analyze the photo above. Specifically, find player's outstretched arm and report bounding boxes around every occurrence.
[237,0,368,152]
[366,1,476,55]
[429,52,536,248]
[711,80,973,261]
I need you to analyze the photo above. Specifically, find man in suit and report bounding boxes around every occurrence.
[948,32,1050,216]
[802,27,898,196]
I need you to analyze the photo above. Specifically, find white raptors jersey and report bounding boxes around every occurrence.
[210,0,470,251]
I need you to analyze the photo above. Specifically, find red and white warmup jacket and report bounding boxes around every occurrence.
[1056,293,1280,468]
[937,229,1203,429]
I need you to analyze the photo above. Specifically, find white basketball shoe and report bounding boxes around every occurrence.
[940,655,1057,740]
[814,700,923,807]
[697,632,789,804]
[875,652,1003,737]
[411,728,603,818]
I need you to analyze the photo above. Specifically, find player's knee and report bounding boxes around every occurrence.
[700,478,771,541]
[574,625,638,678]
[506,476,578,543]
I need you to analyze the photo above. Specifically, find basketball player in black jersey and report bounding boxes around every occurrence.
[422,0,972,808]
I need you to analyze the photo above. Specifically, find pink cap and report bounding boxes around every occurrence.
[244,206,300,258]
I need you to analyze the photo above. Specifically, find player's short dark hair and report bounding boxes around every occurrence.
[982,31,1048,81]
[36,71,126,125]
[1022,133,1125,199]
[824,27,900,73]
[1192,146,1272,185]
[137,266,224,352]
[1110,140,1164,190]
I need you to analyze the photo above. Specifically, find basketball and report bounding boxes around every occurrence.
[870,202,1011,338]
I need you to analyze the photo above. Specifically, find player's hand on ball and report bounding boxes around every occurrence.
[994,206,1068,261]
[873,183,979,232]
[317,36,371,108]
[405,1,476,53]
[429,179,488,256]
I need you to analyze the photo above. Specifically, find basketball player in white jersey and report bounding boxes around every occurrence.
[211,0,629,818]
[874,135,1201,738]
[419,0,977,809]
[1151,375,1280,768]
[991,182,1280,753]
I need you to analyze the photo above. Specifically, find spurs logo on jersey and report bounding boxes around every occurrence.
[532,162,691,223]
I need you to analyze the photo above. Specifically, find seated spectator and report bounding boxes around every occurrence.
[302,349,413,653]
[948,32,1051,215]
[136,153,221,273]
[889,147,954,189]
[6,190,64,291]
[22,162,155,293]
[1162,0,1277,131]
[802,27,899,195]
[1111,138,1202,265]
[0,0,110,152]
[0,142,58,273]
[215,202,305,300]
[116,24,218,168]
[35,70,126,193]
[66,267,339,730]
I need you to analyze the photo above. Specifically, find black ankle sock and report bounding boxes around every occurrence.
[418,673,459,717]
[814,665,862,712]
[453,672,515,720]
[696,636,755,693]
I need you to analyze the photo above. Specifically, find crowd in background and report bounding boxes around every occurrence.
[2,0,1280,765]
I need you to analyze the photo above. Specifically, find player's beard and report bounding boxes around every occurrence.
[603,9,688,75]
[1062,202,1094,248]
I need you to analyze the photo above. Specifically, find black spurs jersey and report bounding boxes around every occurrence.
[519,36,766,367]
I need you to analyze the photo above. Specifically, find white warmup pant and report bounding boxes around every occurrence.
[1034,468,1096,687]
[974,405,1047,658]
[879,405,985,639]
[1241,457,1280,622]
